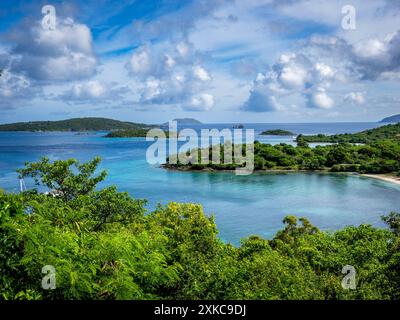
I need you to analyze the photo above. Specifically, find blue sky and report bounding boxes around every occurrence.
[0,0,399,124]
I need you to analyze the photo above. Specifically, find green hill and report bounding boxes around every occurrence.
[298,123,400,144]
[381,114,400,123]
[0,117,154,132]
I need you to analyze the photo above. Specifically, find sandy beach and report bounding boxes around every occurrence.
[362,174,400,186]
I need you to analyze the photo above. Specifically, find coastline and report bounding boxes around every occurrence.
[162,165,400,186]
[361,174,400,186]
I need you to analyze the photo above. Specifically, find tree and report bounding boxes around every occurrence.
[382,212,400,236]
[17,157,107,202]
[296,135,309,148]
[325,144,350,167]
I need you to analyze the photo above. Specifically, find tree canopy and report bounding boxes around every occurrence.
[1,157,399,300]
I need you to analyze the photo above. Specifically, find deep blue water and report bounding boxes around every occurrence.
[0,122,399,244]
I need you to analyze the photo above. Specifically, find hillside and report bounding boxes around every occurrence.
[381,114,400,123]
[0,118,154,132]
[299,123,400,144]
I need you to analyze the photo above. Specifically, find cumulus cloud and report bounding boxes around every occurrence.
[242,72,282,112]
[306,87,334,109]
[0,16,97,109]
[187,93,215,111]
[243,52,337,112]
[243,26,400,113]
[126,39,214,111]
[0,69,39,108]
[308,31,400,81]
[344,92,365,105]
[352,31,400,80]
[59,80,128,103]
[7,17,97,82]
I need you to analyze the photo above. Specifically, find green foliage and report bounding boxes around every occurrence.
[1,158,400,300]
[104,129,171,138]
[164,131,400,174]
[299,123,400,144]
[166,138,400,174]
[17,157,107,201]
[261,129,295,136]
[104,129,151,138]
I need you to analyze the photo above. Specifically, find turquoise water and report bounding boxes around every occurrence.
[0,122,399,244]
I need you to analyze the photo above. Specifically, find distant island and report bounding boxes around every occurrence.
[104,129,172,138]
[381,114,400,123]
[162,118,202,126]
[261,129,295,136]
[298,123,400,144]
[0,117,154,132]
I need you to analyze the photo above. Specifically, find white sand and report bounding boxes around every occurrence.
[362,174,400,186]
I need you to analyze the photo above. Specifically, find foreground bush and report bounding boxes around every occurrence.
[0,157,399,300]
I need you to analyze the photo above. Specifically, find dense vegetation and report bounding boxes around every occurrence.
[104,129,171,138]
[298,123,400,144]
[1,157,400,300]
[166,139,400,174]
[261,129,295,136]
[0,118,153,132]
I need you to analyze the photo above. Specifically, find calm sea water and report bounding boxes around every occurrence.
[0,122,399,244]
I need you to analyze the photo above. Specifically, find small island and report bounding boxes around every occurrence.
[261,129,295,136]
[104,129,172,138]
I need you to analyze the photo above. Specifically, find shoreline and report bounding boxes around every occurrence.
[361,174,400,186]
[162,165,400,186]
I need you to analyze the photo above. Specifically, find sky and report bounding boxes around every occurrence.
[0,0,399,124]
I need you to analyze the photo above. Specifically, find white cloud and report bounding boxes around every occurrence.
[243,75,282,112]
[306,87,334,109]
[243,52,338,112]
[126,39,214,111]
[127,46,152,75]
[59,80,129,104]
[8,18,97,82]
[344,92,365,105]
[188,93,215,111]
[314,63,335,80]
[0,69,38,108]
[68,80,106,99]
[192,66,211,81]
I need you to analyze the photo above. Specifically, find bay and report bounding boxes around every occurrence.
[0,122,399,244]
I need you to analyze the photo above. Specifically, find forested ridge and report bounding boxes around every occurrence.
[0,118,153,132]
[298,123,400,144]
